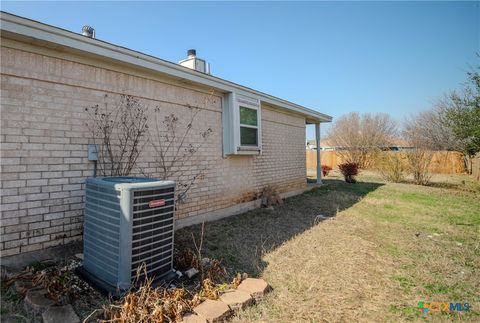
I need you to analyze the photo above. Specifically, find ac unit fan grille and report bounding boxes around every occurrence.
[130,187,175,281]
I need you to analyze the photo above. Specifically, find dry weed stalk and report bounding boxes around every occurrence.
[190,221,228,283]
[191,221,205,281]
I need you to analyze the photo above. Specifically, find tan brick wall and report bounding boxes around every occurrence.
[0,43,307,256]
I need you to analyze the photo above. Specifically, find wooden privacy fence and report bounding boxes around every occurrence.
[472,153,480,181]
[306,150,466,174]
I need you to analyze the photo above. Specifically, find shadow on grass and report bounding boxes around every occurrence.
[402,178,480,195]
[175,179,384,278]
[424,181,462,190]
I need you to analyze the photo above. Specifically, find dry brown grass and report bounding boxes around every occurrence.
[177,171,479,322]
[231,213,400,322]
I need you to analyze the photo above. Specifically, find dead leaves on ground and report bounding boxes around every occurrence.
[102,256,246,323]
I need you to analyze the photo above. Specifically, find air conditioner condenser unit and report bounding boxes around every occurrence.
[81,177,176,292]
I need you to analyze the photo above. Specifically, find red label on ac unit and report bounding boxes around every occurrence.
[149,199,166,208]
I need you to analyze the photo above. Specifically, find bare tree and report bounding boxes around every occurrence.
[150,96,214,203]
[326,112,398,168]
[85,94,149,176]
[409,106,459,151]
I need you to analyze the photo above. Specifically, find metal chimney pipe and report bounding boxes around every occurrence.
[82,25,95,38]
[187,49,196,58]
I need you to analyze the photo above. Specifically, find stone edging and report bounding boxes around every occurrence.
[183,278,271,322]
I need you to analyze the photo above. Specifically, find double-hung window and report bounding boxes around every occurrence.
[239,103,259,148]
[222,92,262,155]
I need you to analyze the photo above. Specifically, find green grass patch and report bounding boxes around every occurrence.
[388,304,422,320]
[392,275,416,292]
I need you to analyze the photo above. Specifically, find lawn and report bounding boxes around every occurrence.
[1,171,478,322]
[176,171,480,322]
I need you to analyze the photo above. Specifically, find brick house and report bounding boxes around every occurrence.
[0,12,331,258]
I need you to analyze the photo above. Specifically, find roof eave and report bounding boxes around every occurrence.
[0,11,332,123]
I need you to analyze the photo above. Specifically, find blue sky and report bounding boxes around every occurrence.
[2,1,479,139]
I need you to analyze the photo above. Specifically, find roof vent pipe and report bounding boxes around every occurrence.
[187,49,196,58]
[82,25,95,38]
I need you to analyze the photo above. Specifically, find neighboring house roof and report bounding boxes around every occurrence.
[306,139,333,147]
[390,138,412,148]
[320,139,334,148]
[310,138,414,150]
[0,11,332,124]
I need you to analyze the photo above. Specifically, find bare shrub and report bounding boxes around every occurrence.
[150,96,214,203]
[260,185,283,207]
[85,94,149,176]
[374,151,406,183]
[403,116,435,185]
[327,112,398,168]
[191,221,206,281]
[406,149,434,185]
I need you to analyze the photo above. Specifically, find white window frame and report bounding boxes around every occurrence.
[237,97,261,151]
[222,92,262,156]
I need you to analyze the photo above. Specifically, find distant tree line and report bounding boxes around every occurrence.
[327,57,480,184]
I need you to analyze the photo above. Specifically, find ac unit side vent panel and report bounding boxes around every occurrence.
[84,184,121,287]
